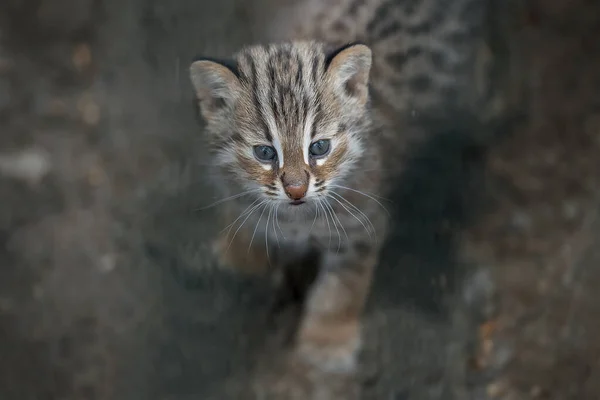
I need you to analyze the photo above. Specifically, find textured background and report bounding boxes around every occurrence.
[0,0,598,399]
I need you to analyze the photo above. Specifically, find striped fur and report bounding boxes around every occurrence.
[191,41,384,375]
[192,42,376,205]
[190,0,490,387]
[269,0,488,118]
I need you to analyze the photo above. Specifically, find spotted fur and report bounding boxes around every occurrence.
[269,0,489,119]
[192,42,374,204]
[191,41,383,374]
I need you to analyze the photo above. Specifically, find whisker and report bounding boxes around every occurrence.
[275,202,286,240]
[265,204,272,265]
[248,202,268,253]
[328,192,375,238]
[317,199,332,250]
[336,192,378,239]
[308,202,319,235]
[327,195,371,240]
[273,203,281,248]
[324,201,341,252]
[197,189,260,211]
[324,200,347,252]
[225,200,267,254]
[329,184,391,215]
[220,198,261,234]
[329,184,389,201]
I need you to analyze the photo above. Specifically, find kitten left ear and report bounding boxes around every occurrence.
[189,58,241,120]
[325,43,372,106]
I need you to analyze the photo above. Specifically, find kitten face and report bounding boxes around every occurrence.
[190,42,372,209]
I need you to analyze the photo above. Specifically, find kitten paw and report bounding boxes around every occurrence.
[254,351,361,400]
[296,319,361,374]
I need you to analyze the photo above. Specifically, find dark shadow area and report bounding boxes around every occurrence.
[375,113,489,315]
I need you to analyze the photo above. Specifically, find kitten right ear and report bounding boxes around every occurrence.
[325,43,372,107]
[189,58,241,120]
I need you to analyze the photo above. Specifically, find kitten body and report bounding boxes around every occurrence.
[193,42,385,372]
[190,0,490,380]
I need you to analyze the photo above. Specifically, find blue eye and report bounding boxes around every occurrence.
[253,145,277,162]
[309,139,331,158]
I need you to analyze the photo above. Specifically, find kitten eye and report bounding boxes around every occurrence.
[309,139,331,158]
[253,145,277,162]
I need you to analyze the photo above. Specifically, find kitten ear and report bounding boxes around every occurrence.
[189,58,241,120]
[325,43,372,106]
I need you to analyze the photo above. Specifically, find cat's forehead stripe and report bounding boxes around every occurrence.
[239,43,325,132]
[234,42,338,171]
[245,53,273,142]
[303,112,315,165]
[265,112,285,168]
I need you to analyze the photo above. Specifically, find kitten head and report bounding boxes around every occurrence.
[190,41,372,208]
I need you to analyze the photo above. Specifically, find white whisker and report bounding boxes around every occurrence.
[329,184,391,215]
[248,202,268,253]
[328,192,375,238]
[324,200,348,252]
[329,184,389,201]
[324,197,350,239]
[275,202,286,240]
[265,204,273,265]
[308,202,319,234]
[317,199,332,250]
[324,201,341,252]
[225,199,267,254]
[197,189,260,211]
[273,203,281,248]
[221,198,261,234]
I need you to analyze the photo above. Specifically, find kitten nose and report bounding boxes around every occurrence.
[284,183,307,200]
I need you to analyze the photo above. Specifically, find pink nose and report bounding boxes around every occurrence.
[284,184,307,200]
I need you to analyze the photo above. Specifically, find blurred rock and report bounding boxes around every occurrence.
[0,77,9,110]
[36,0,94,34]
[0,147,52,185]
[0,54,12,74]
[462,268,496,321]
[72,43,92,72]
[77,93,100,125]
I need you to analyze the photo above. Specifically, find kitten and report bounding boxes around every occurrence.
[190,0,490,380]
[191,41,383,373]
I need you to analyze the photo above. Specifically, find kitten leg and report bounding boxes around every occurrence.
[295,243,378,373]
